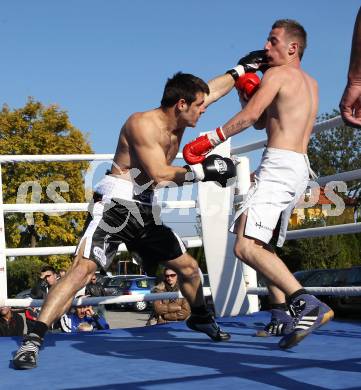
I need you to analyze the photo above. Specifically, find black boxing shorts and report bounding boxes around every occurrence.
[75,194,187,270]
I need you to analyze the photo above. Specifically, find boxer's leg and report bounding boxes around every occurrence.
[13,242,97,370]
[234,213,302,296]
[164,252,231,342]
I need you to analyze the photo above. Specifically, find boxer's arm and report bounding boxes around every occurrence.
[349,7,361,80]
[128,116,188,186]
[204,50,267,107]
[221,67,282,138]
[204,73,235,107]
[340,7,361,127]
[253,111,267,130]
[183,70,278,164]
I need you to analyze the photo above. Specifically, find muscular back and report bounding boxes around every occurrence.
[265,65,318,153]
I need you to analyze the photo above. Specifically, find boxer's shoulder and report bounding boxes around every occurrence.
[126,110,160,138]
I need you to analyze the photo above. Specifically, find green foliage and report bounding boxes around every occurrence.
[308,110,361,200]
[6,257,43,297]
[279,218,361,272]
[1,98,93,292]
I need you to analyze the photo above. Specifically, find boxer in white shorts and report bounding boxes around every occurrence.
[230,147,315,247]
[184,19,334,349]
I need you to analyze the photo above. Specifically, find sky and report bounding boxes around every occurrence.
[1,0,359,235]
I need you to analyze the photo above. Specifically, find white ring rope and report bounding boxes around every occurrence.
[4,236,203,257]
[286,222,361,240]
[0,117,344,164]
[0,154,114,163]
[248,286,361,296]
[3,200,196,213]
[316,168,361,186]
[231,115,344,155]
[5,222,361,258]
[6,288,212,308]
[6,285,361,308]
[0,153,184,163]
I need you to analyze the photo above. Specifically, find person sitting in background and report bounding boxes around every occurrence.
[0,306,25,336]
[85,273,107,319]
[60,297,109,333]
[147,268,191,325]
[26,265,60,333]
[85,273,105,297]
[30,265,59,299]
[58,268,67,278]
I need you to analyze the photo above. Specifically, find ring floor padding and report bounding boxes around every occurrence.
[1,311,361,390]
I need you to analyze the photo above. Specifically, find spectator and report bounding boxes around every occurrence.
[85,272,107,319]
[30,265,58,299]
[58,268,67,278]
[147,268,191,325]
[60,297,109,333]
[25,265,59,332]
[85,273,105,297]
[0,306,24,336]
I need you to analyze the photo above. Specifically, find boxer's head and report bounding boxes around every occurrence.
[265,19,307,66]
[161,72,209,127]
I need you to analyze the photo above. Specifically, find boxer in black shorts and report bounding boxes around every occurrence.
[13,71,242,369]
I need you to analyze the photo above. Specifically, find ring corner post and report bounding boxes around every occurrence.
[198,141,250,317]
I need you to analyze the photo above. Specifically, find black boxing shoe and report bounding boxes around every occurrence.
[13,334,43,370]
[186,314,231,341]
[256,309,293,337]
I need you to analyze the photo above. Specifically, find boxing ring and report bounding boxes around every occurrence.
[1,115,361,389]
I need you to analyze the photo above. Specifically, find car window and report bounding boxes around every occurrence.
[107,276,124,287]
[105,275,142,287]
[135,278,156,288]
[294,270,317,284]
[346,268,361,285]
[303,270,337,287]
[136,279,149,288]
[332,270,349,286]
[118,280,132,288]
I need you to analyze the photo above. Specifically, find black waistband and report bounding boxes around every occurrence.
[93,190,154,204]
[133,189,154,204]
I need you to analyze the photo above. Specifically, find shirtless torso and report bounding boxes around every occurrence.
[110,89,209,187]
[265,66,318,153]
[111,109,184,186]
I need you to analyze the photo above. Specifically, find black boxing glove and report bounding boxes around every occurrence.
[226,50,267,81]
[185,154,236,187]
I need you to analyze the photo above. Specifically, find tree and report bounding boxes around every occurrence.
[6,257,43,297]
[0,98,93,272]
[279,219,361,272]
[308,110,361,200]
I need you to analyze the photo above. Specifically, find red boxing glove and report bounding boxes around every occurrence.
[183,127,226,164]
[235,72,261,101]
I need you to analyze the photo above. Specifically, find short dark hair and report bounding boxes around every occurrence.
[161,72,210,108]
[272,19,307,59]
[40,265,56,274]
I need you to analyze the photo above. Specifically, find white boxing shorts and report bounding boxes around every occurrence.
[230,147,316,247]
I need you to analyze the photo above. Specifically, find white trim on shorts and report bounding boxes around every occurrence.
[75,199,107,259]
[172,231,187,255]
